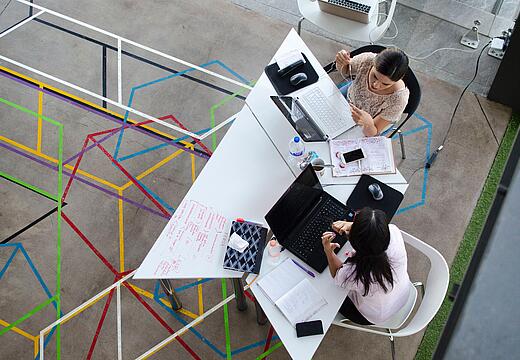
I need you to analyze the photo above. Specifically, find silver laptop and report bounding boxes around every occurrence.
[271,76,355,141]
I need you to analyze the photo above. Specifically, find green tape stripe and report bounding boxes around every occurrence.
[0,296,56,336]
[255,341,283,360]
[0,97,62,127]
[210,81,255,151]
[221,279,232,360]
[0,171,58,202]
[56,125,63,360]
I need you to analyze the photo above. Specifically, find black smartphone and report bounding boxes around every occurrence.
[296,320,324,338]
[342,148,365,164]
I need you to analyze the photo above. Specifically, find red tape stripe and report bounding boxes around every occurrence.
[62,212,119,276]
[88,135,171,217]
[86,285,116,360]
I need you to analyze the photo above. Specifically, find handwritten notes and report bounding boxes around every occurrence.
[135,200,240,279]
[329,136,396,177]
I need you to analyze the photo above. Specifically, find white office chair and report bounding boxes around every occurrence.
[297,0,397,43]
[332,230,450,360]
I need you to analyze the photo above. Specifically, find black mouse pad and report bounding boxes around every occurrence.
[346,175,404,221]
[265,53,319,95]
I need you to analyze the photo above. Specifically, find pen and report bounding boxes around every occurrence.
[291,259,315,278]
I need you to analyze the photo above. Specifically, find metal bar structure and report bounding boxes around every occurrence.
[1,0,253,141]
[0,10,45,39]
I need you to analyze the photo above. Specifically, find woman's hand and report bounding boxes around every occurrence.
[322,231,340,254]
[332,221,352,235]
[350,104,378,136]
[335,50,351,74]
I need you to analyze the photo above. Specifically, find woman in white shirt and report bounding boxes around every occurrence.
[321,207,410,325]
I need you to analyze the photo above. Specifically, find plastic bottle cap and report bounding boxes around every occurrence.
[293,136,300,143]
[269,240,277,247]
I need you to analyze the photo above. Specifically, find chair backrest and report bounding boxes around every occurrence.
[394,230,449,337]
[331,230,449,338]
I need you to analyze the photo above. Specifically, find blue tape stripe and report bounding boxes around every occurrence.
[390,124,429,139]
[117,127,211,162]
[0,246,19,279]
[395,113,433,215]
[136,180,175,213]
[231,336,281,356]
[18,246,57,310]
[112,59,246,159]
[113,60,242,159]
[113,89,135,160]
[213,60,250,84]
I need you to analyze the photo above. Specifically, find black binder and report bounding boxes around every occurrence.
[264,53,319,95]
[346,175,404,221]
[223,220,268,274]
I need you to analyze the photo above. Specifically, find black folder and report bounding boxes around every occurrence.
[346,175,404,221]
[264,53,319,95]
[223,220,268,274]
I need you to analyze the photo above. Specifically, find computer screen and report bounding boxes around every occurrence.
[265,165,323,242]
[270,96,327,142]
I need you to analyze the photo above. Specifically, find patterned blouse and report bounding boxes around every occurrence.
[346,53,409,124]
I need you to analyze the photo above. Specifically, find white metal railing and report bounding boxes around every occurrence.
[1,0,253,140]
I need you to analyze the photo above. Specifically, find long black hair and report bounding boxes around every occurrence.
[374,48,409,82]
[344,207,394,296]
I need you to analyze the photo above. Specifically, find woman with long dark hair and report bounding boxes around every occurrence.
[335,48,410,136]
[321,207,410,325]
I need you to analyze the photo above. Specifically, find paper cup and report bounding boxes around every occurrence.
[311,158,325,176]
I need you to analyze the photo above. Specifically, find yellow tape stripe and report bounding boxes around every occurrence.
[128,285,199,320]
[37,86,43,152]
[0,135,120,190]
[0,319,36,341]
[118,189,125,273]
[0,65,195,147]
[119,148,185,190]
[197,279,204,316]
[34,338,39,358]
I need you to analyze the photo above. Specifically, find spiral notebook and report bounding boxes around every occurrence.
[222,220,268,274]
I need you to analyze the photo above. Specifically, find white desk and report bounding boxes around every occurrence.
[136,29,408,360]
[135,106,295,279]
[246,29,407,186]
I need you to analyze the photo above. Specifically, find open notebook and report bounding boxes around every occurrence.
[329,136,396,177]
[257,259,327,327]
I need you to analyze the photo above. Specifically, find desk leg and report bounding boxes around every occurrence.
[254,298,268,325]
[232,278,248,311]
[160,279,182,311]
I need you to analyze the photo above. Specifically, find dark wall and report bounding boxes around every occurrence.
[488,19,520,111]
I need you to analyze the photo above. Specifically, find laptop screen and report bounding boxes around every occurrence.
[270,96,327,142]
[265,165,323,242]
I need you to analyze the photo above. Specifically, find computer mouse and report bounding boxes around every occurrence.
[290,72,308,86]
[368,183,384,201]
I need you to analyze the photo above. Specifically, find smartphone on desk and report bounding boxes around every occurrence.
[296,320,324,338]
[340,148,365,165]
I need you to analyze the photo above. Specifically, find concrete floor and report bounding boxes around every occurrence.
[0,0,512,359]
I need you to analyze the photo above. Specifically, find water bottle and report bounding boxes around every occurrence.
[288,136,306,169]
[267,239,282,264]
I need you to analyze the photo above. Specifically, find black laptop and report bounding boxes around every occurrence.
[265,165,355,273]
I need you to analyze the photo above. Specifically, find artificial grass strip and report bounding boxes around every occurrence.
[415,113,520,359]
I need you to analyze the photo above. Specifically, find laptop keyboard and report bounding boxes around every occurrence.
[287,197,350,260]
[301,87,345,135]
